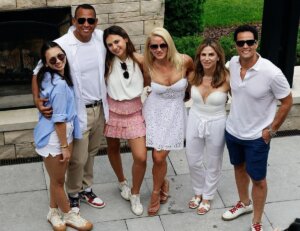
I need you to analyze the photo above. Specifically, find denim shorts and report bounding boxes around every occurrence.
[225,130,270,181]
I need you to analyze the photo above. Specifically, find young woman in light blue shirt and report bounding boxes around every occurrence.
[34,41,92,231]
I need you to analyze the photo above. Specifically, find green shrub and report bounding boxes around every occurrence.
[219,34,237,62]
[174,34,236,62]
[174,35,236,61]
[174,35,203,59]
[164,0,206,37]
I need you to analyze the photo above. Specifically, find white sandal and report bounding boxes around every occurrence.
[197,201,211,215]
[188,196,201,209]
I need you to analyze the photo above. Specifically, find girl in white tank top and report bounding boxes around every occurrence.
[103,26,147,216]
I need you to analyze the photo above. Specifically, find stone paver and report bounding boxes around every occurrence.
[0,136,299,231]
[0,162,46,194]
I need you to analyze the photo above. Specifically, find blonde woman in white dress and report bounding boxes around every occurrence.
[143,27,194,216]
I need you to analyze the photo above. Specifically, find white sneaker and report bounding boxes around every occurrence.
[118,180,131,201]
[130,194,143,216]
[63,210,93,231]
[251,222,263,231]
[222,201,253,221]
[47,208,66,231]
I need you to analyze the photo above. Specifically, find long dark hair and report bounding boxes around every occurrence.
[37,41,72,91]
[191,38,229,88]
[103,25,139,79]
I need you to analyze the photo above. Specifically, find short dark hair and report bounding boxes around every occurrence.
[74,4,96,18]
[234,25,258,41]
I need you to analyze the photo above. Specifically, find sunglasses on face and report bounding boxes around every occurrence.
[235,39,256,47]
[149,43,168,50]
[77,17,96,25]
[49,53,66,65]
[120,62,129,79]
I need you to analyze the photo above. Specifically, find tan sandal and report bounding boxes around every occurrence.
[160,179,169,204]
[188,196,201,209]
[148,191,160,216]
[197,201,211,215]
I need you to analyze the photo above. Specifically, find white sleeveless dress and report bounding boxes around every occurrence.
[143,78,187,150]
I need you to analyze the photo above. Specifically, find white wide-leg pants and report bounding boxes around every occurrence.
[186,111,226,200]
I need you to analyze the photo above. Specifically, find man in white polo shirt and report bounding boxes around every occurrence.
[32,4,108,212]
[221,25,292,231]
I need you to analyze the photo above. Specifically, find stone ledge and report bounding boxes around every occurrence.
[0,108,38,132]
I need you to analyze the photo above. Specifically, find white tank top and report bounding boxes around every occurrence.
[107,57,143,101]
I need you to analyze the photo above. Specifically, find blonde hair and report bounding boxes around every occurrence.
[144,27,182,71]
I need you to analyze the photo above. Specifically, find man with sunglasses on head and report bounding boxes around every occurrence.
[221,25,292,231]
[32,4,108,213]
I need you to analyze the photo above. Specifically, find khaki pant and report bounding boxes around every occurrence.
[66,105,104,194]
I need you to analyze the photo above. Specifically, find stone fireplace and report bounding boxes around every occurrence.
[0,7,71,110]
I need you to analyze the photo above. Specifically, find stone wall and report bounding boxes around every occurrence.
[1,102,300,160]
[0,125,109,160]
[0,0,165,51]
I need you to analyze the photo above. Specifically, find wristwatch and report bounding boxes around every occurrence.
[268,128,277,138]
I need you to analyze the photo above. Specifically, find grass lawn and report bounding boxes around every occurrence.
[174,0,299,64]
[203,0,264,27]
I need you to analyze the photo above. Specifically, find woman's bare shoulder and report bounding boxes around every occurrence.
[181,54,194,72]
[134,52,144,64]
[182,54,193,63]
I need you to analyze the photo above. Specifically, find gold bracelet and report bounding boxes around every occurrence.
[60,144,68,149]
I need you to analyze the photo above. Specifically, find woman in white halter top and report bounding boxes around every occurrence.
[186,38,230,215]
[143,27,194,216]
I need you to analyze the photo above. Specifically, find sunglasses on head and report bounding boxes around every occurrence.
[77,17,96,25]
[49,53,66,65]
[120,62,129,79]
[235,39,256,47]
[149,43,168,50]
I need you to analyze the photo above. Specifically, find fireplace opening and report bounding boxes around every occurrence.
[0,7,71,110]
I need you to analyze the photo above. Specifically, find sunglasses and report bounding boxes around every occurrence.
[235,39,256,47]
[149,43,168,50]
[77,17,96,25]
[49,53,66,65]
[120,62,129,79]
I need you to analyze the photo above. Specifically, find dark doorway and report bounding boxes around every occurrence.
[0,7,71,110]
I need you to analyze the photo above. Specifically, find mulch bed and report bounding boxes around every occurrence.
[202,23,262,39]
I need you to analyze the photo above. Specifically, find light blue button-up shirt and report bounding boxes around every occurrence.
[34,72,82,149]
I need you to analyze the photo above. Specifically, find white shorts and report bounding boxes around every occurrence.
[35,121,74,158]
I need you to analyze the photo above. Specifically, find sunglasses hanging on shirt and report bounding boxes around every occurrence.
[120,62,129,79]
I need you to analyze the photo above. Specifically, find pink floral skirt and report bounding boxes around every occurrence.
[104,96,146,139]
